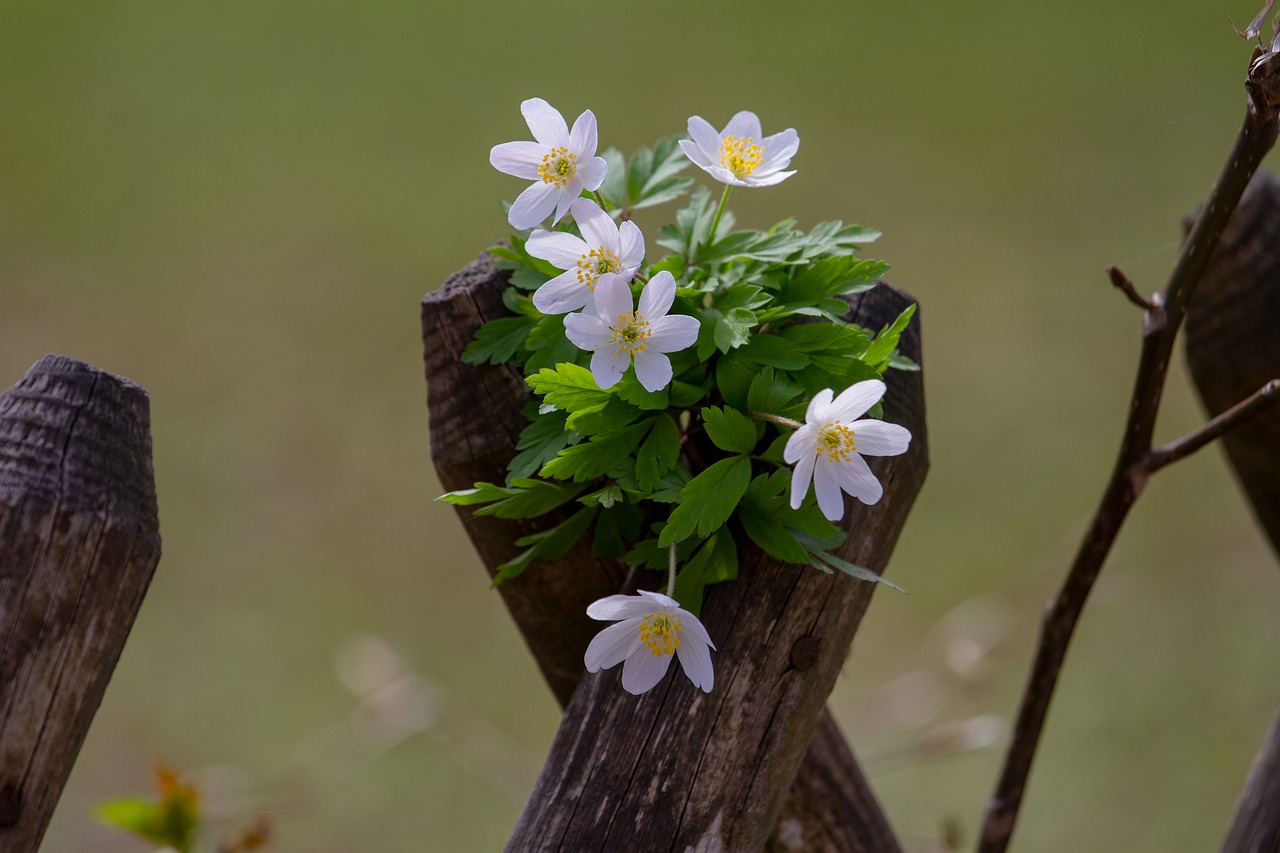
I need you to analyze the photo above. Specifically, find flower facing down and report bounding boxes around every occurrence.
[527,199,645,314]
[784,380,912,521]
[584,590,715,694]
[564,271,698,392]
[489,98,608,230]
[679,111,799,188]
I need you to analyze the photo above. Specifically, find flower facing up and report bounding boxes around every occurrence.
[584,590,715,694]
[526,199,645,314]
[679,111,799,188]
[784,380,912,521]
[564,270,698,392]
[489,98,608,230]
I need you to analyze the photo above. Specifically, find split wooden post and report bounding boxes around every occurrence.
[423,253,927,851]
[1185,169,1280,853]
[0,355,161,853]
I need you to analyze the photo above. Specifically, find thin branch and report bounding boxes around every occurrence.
[1144,379,1280,474]
[977,41,1280,853]
[1108,265,1159,313]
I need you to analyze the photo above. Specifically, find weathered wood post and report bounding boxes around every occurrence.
[424,253,927,851]
[1185,169,1280,853]
[0,355,161,852]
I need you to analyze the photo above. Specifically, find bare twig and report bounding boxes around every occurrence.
[1108,265,1159,314]
[1144,379,1280,474]
[977,36,1280,853]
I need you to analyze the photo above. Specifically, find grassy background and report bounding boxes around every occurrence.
[3,2,1279,850]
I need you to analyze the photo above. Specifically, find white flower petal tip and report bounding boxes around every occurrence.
[680,111,799,188]
[527,199,644,315]
[492,99,609,231]
[784,380,913,521]
[584,592,716,694]
[568,271,696,392]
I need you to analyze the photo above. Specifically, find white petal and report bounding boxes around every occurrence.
[832,453,883,505]
[637,589,679,608]
[805,389,834,424]
[674,607,715,649]
[621,646,673,694]
[633,350,673,392]
[589,594,661,621]
[508,181,560,230]
[646,314,699,353]
[676,636,714,692]
[757,128,799,171]
[591,347,631,389]
[593,273,633,321]
[572,199,617,252]
[742,169,796,187]
[637,271,676,319]
[686,116,722,158]
[848,420,911,456]
[489,141,545,180]
[704,165,747,186]
[618,220,645,268]
[827,380,885,423]
[551,186,578,225]
[723,110,763,142]
[784,423,817,464]
[585,620,643,672]
[532,274,591,315]
[564,312,612,350]
[526,230,589,268]
[813,460,846,521]
[679,138,713,171]
[789,446,817,509]
[578,156,608,192]
[521,98,568,147]
[569,109,598,158]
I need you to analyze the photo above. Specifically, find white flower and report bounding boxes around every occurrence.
[489,98,608,231]
[678,111,799,188]
[584,590,716,694]
[784,380,912,521]
[564,270,699,392]
[526,199,645,315]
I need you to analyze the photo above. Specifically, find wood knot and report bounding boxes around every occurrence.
[0,785,21,827]
[789,635,820,670]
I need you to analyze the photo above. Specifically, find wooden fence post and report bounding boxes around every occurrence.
[1185,169,1280,852]
[423,254,927,851]
[0,355,161,852]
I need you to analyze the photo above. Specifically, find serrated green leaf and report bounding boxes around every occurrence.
[457,478,585,519]
[862,304,917,371]
[807,551,907,593]
[712,307,757,353]
[495,507,597,584]
[735,334,807,369]
[540,420,652,482]
[508,406,572,480]
[660,455,752,545]
[95,798,163,840]
[580,483,623,508]
[592,500,641,558]
[674,530,739,614]
[635,413,681,492]
[888,352,921,371]
[598,147,627,207]
[669,379,708,407]
[461,315,537,365]
[567,396,645,436]
[615,373,670,410]
[715,354,758,410]
[747,367,805,414]
[701,406,759,454]
[522,314,579,375]
[737,503,809,563]
[528,362,611,413]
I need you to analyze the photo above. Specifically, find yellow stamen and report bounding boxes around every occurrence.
[611,310,651,355]
[639,612,682,657]
[719,135,763,178]
[576,247,622,291]
[537,146,578,188]
[817,423,857,462]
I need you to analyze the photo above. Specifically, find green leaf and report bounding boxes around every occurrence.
[528,362,611,413]
[735,334,807,369]
[541,420,652,482]
[567,396,645,436]
[701,406,759,454]
[439,479,585,519]
[523,314,580,375]
[712,307,757,353]
[592,501,642,558]
[674,530,739,614]
[579,484,623,508]
[627,137,694,209]
[747,367,805,414]
[737,503,809,563]
[715,354,758,410]
[96,798,163,841]
[615,373,670,410]
[862,304,917,372]
[461,315,537,365]
[508,407,572,480]
[807,550,908,594]
[495,507,597,584]
[598,147,627,207]
[660,455,752,545]
[635,414,681,492]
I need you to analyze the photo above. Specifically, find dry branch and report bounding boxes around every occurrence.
[423,252,925,852]
[0,355,161,852]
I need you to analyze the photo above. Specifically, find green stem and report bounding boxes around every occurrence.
[700,184,732,260]
[667,543,677,598]
[745,410,803,429]
[591,189,612,212]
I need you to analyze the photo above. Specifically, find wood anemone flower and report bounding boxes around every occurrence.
[526,198,645,314]
[679,110,799,187]
[584,590,716,695]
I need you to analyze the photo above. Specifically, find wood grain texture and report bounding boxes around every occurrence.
[0,355,161,852]
[424,253,925,852]
[1221,704,1280,853]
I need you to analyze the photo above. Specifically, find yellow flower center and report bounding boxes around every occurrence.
[576,247,622,290]
[817,423,857,462]
[719,135,763,178]
[639,612,682,657]
[537,147,578,188]
[611,310,651,355]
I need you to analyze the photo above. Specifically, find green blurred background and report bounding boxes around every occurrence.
[3,2,1279,850]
